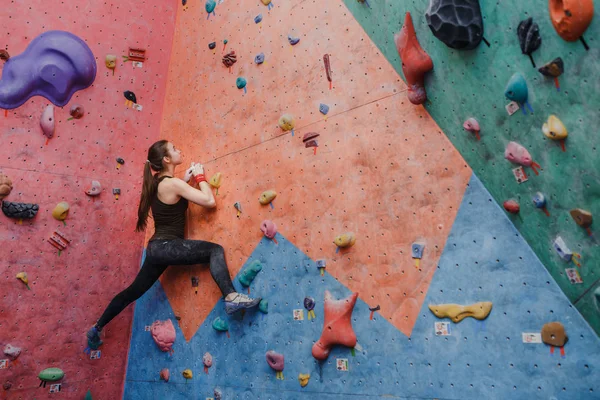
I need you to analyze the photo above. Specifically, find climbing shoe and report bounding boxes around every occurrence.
[86,326,103,350]
[225,293,262,315]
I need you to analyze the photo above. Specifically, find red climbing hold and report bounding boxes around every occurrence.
[394,12,433,105]
[312,291,358,361]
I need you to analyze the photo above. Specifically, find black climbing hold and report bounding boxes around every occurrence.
[518,17,541,67]
[124,91,137,103]
[182,0,187,5]
[369,305,381,312]
[1,201,39,219]
[425,0,484,50]
[209,42,216,50]
[116,157,125,165]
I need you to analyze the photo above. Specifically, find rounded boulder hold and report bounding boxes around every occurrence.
[52,201,70,221]
[425,0,484,50]
[541,321,568,347]
[260,220,277,239]
[266,350,284,371]
[278,114,294,131]
[151,319,176,353]
[259,189,277,205]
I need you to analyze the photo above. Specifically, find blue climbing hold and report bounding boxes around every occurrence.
[236,77,247,89]
[532,192,546,209]
[255,14,263,24]
[205,0,216,13]
[319,103,329,115]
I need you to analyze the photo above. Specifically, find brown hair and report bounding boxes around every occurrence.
[135,140,170,232]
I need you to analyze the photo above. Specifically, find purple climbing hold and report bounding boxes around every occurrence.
[0,30,97,110]
[304,297,315,311]
[266,350,284,371]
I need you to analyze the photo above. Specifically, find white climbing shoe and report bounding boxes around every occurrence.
[225,293,262,315]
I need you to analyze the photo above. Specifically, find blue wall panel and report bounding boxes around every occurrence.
[124,174,600,399]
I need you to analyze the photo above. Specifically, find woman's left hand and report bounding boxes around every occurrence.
[183,163,196,183]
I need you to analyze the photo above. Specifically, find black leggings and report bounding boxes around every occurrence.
[96,239,236,329]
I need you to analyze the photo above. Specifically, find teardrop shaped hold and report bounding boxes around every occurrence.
[517,17,542,67]
[394,12,433,105]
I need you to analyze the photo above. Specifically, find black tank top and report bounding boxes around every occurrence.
[149,176,188,241]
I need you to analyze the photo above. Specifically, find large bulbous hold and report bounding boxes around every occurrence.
[425,0,484,50]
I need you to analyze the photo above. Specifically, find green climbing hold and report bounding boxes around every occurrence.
[223,39,228,44]
[236,77,247,89]
[212,317,229,332]
[259,299,268,314]
[205,0,216,13]
[238,260,262,287]
[38,367,64,382]
[85,389,93,400]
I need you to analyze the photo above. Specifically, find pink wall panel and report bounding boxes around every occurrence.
[0,0,177,398]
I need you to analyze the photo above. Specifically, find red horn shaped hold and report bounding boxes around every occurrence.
[312,291,358,361]
[394,12,434,105]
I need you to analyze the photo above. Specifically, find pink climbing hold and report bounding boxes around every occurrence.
[160,368,170,382]
[3,344,21,361]
[504,141,541,176]
[151,319,176,353]
[463,118,480,140]
[260,220,277,239]
[203,352,213,374]
[266,350,284,371]
[312,291,358,361]
[40,105,55,141]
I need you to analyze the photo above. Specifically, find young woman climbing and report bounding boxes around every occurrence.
[86,140,260,350]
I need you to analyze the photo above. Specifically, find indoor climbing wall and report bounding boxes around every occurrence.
[0,0,176,398]
[151,0,472,343]
[121,0,600,399]
[343,0,600,334]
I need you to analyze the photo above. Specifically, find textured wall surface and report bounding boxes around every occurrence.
[156,0,471,343]
[124,175,600,399]
[342,0,600,333]
[0,1,176,398]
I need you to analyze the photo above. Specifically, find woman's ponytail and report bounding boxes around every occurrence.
[135,140,169,232]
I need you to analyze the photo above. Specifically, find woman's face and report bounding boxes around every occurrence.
[165,142,183,166]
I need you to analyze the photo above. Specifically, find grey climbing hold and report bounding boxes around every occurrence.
[255,53,265,64]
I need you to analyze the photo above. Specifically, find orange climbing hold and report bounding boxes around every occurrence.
[394,12,433,105]
[312,291,358,361]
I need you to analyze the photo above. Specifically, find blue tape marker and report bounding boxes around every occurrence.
[269,202,274,209]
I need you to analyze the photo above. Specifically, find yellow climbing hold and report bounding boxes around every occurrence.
[16,272,30,290]
[428,302,492,323]
[261,0,272,5]
[278,114,295,131]
[259,190,277,205]
[52,201,70,221]
[298,373,310,387]
[542,115,567,140]
[182,369,193,380]
[334,232,356,248]
[209,172,222,189]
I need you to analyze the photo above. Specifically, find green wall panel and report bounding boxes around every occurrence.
[343,0,600,333]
